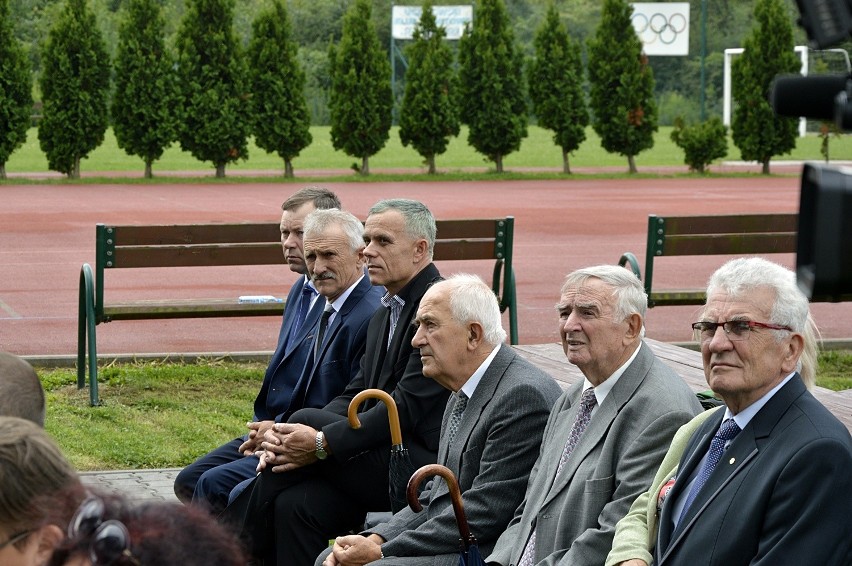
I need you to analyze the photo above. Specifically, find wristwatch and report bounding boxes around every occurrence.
[315,431,327,460]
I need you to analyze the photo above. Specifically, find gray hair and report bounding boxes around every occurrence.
[560,264,647,321]
[0,353,46,427]
[434,274,507,346]
[304,208,364,252]
[368,199,436,258]
[705,257,816,389]
[281,186,341,212]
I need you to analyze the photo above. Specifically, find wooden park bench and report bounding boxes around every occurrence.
[78,217,517,405]
[618,213,799,308]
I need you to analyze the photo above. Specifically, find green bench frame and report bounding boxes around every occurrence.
[618,213,798,308]
[78,218,517,405]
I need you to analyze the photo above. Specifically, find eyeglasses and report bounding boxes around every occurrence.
[0,529,33,551]
[692,320,793,342]
[67,496,139,566]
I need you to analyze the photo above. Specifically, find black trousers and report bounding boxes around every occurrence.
[220,409,435,566]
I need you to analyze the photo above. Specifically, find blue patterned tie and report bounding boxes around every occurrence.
[678,418,741,523]
[518,387,597,566]
[290,284,316,340]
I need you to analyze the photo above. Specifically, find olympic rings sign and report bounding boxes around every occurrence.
[631,3,690,56]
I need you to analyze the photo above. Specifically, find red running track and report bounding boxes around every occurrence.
[2,176,850,357]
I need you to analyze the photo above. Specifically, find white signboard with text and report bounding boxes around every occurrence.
[631,3,690,56]
[391,5,473,40]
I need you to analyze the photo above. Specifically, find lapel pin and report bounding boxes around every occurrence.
[729,457,736,465]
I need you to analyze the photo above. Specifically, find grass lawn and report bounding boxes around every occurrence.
[4,125,851,179]
[40,352,851,471]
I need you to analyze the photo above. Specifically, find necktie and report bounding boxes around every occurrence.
[290,284,316,339]
[314,304,334,358]
[678,418,741,523]
[518,387,597,566]
[445,393,468,447]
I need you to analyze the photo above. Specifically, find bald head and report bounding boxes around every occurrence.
[0,353,46,427]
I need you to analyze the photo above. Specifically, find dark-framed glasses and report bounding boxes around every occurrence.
[0,529,33,551]
[67,496,139,566]
[692,320,793,342]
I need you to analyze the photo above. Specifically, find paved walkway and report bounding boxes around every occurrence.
[79,468,181,502]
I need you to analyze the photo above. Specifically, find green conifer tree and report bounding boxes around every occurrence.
[457,0,527,173]
[112,0,179,179]
[528,4,588,174]
[247,0,312,178]
[731,0,800,174]
[0,0,32,180]
[327,0,392,175]
[38,0,110,179]
[175,0,249,178]
[398,1,460,175]
[587,0,658,174]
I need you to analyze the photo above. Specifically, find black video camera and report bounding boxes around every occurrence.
[770,2,852,300]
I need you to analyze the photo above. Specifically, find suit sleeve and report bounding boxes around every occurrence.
[751,436,852,565]
[320,317,448,461]
[486,390,573,566]
[375,379,560,558]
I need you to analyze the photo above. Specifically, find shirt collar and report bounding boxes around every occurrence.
[326,274,364,313]
[459,344,501,400]
[724,371,797,429]
[582,342,642,408]
[380,292,405,311]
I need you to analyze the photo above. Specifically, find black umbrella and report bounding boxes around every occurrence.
[348,389,414,513]
[407,464,485,566]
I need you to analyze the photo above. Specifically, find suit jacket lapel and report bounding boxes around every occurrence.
[543,343,653,506]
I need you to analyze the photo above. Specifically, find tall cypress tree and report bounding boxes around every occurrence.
[328,0,392,176]
[528,4,588,174]
[175,0,249,178]
[731,0,800,175]
[247,0,312,179]
[112,0,179,179]
[457,0,527,173]
[38,0,110,179]
[587,0,657,174]
[398,1,460,175]
[0,0,32,180]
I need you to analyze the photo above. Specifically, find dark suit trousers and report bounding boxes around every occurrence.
[223,408,434,566]
[174,437,259,515]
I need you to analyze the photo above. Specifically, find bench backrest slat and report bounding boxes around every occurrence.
[660,233,798,256]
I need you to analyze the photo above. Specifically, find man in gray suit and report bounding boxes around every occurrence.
[487,265,702,566]
[317,274,562,566]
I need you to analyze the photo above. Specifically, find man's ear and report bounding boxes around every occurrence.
[34,524,64,566]
[781,332,805,374]
[624,313,643,342]
[411,238,428,264]
[468,322,484,350]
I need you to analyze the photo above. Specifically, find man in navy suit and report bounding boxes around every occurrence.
[174,186,354,514]
[229,199,450,566]
[654,257,852,566]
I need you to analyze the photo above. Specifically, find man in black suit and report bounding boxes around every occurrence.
[174,187,341,513]
[654,257,852,566]
[230,199,449,566]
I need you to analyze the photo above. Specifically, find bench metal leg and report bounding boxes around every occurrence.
[78,264,100,406]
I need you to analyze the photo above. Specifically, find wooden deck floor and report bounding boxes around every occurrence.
[514,339,852,433]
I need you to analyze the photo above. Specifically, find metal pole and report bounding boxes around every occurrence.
[700,0,707,121]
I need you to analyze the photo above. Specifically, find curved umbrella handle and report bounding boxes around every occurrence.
[407,464,476,547]
[347,389,402,446]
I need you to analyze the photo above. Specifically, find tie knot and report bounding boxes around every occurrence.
[717,418,741,441]
[303,285,316,297]
[580,387,597,410]
[455,392,468,411]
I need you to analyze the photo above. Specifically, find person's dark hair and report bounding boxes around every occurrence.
[49,493,247,566]
[0,352,46,427]
[281,186,341,212]
[0,416,80,543]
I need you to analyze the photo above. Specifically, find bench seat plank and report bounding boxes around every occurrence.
[103,298,286,321]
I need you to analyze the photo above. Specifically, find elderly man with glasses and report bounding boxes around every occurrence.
[642,257,852,566]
